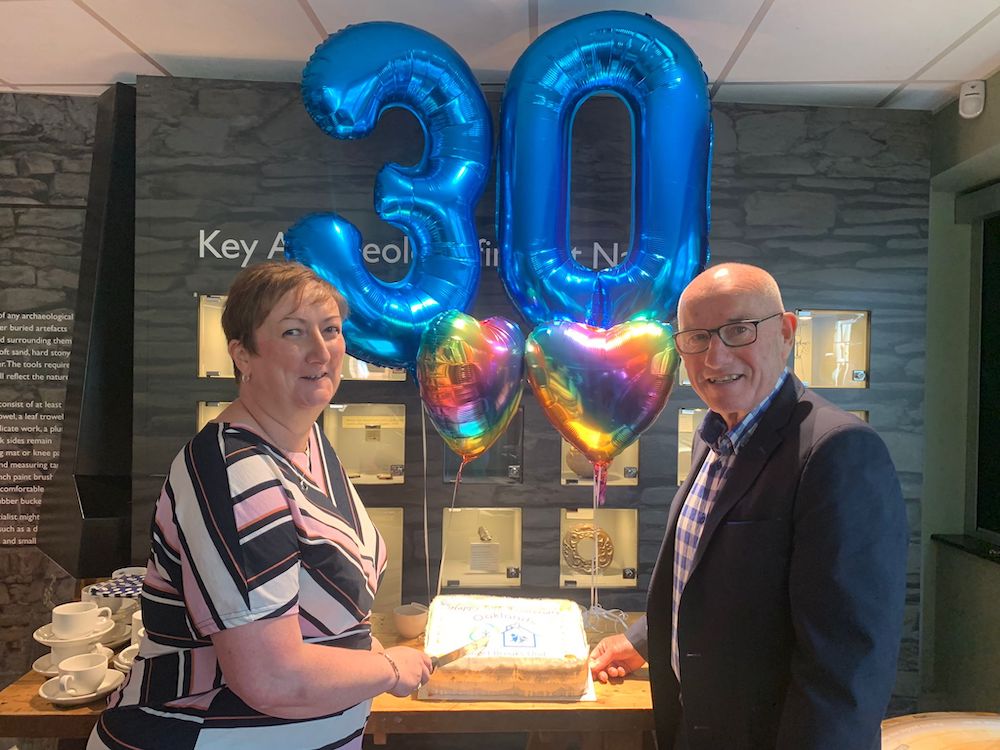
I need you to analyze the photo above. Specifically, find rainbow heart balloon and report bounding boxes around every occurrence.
[525,320,678,466]
[417,311,525,462]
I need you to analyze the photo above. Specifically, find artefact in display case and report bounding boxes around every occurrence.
[559,508,638,588]
[323,403,405,484]
[440,507,521,589]
[366,507,403,614]
[794,309,870,388]
[677,407,707,484]
[560,439,638,486]
[443,408,523,484]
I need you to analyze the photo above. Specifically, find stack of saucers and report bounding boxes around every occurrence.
[32,602,117,678]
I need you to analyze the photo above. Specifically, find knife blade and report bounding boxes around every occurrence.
[430,635,490,671]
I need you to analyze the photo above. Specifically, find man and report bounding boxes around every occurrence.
[590,263,907,750]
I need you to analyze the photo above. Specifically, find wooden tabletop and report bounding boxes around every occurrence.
[0,612,653,742]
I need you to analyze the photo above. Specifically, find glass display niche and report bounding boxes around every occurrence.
[198,295,233,378]
[323,404,405,484]
[677,408,707,484]
[440,507,521,589]
[197,401,231,430]
[443,408,523,484]
[794,310,870,388]
[367,507,404,614]
[559,508,638,588]
[561,439,638,486]
[341,354,407,382]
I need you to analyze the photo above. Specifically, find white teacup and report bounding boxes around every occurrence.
[392,602,429,639]
[132,626,146,647]
[51,601,112,639]
[82,585,137,621]
[57,652,107,696]
[50,640,99,665]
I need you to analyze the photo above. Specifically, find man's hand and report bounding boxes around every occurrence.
[589,633,646,684]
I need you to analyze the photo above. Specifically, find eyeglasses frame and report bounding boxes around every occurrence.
[673,311,786,354]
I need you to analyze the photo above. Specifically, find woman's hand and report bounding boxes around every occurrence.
[370,635,384,653]
[382,646,432,697]
[589,633,646,684]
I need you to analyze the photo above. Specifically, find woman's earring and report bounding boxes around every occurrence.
[241,372,251,384]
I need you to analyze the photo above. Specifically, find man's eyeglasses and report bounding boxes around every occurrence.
[673,312,784,355]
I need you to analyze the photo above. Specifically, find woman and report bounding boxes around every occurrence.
[90,261,431,749]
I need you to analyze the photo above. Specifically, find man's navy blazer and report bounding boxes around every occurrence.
[638,375,907,750]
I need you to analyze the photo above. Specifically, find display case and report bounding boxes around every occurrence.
[443,408,524,484]
[197,401,231,430]
[440,507,521,589]
[197,294,233,378]
[677,408,707,484]
[559,508,638,588]
[677,360,691,386]
[794,310,870,388]
[367,507,404,614]
[323,403,406,484]
[560,439,639,486]
[342,355,407,382]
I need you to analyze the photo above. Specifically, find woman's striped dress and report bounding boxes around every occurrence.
[88,422,386,750]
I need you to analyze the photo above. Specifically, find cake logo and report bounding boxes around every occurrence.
[502,626,536,649]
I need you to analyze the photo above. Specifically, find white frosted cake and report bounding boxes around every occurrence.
[422,595,589,699]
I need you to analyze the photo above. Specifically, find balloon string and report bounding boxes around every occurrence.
[435,458,466,598]
[588,462,609,614]
[421,405,431,605]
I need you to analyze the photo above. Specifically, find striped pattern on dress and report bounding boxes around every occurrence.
[89,422,385,749]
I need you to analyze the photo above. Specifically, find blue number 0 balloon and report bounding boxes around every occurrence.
[498,11,712,328]
[285,22,492,369]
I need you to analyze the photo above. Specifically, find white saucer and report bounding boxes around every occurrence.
[112,644,139,672]
[33,617,115,647]
[38,668,124,706]
[32,644,113,677]
[99,621,131,649]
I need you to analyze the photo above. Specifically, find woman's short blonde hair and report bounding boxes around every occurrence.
[222,261,348,377]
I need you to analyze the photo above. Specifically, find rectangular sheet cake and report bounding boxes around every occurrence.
[422,594,589,699]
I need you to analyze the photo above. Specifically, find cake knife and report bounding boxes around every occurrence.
[430,635,490,671]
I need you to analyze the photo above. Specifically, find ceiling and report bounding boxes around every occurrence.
[1,0,999,111]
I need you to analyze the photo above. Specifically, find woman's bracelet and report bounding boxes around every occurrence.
[381,651,400,691]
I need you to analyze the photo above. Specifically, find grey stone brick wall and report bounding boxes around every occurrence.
[0,92,95,705]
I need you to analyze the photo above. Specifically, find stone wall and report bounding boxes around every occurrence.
[0,93,96,702]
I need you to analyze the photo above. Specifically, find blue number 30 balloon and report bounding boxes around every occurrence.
[498,11,712,328]
[286,22,492,369]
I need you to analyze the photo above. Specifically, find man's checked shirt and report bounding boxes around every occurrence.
[671,369,790,679]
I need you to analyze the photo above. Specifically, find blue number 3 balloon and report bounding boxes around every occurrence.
[498,11,712,328]
[286,22,492,369]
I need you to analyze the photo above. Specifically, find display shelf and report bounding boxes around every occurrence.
[323,403,406,484]
[342,355,407,382]
[559,508,638,589]
[560,439,638,486]
[794,309,870,389]
[197,295,233,378]
[197,401,231,430]
[440,507,521,589]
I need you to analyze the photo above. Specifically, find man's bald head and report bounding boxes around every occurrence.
[678,263,784,326]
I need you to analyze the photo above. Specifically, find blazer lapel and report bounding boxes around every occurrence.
[688,376,803,573]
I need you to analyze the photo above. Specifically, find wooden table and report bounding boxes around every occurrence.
[0,613,654,750]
